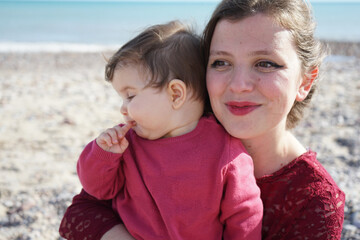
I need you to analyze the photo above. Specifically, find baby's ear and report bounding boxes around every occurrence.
[167,79,187,110]
[296,67,318,101]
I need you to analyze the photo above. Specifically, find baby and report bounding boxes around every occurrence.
[77,20,262,239]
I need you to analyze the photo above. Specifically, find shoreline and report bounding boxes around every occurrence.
[0,47,359,239]
[1,40,360,57]
[324,41,360,58]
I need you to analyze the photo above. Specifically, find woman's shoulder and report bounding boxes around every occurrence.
[260,151,329,180]
[296,150,345,209]
[258,150,345,201]
[291,150,343,192]
[259,151,345,239]
[289,152,345,238]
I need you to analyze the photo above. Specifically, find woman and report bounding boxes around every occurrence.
[59,0,345,239]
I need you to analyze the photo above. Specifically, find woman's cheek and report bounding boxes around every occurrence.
[206,72,222,98]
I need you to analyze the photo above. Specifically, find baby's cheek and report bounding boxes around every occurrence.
[127,102,140,119]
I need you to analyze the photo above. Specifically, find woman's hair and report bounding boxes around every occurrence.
[106,20,206,102]
[202,0,327,129]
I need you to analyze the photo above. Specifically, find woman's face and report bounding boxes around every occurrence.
[206,14,305,140]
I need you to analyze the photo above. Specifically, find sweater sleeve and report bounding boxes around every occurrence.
[59,189,122,240]
[220,151,263,240]
[282,186,345,239]
[77,140,125,200]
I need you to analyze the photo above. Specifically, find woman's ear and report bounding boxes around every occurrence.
[167,79,187,109]
[296,67,318,101]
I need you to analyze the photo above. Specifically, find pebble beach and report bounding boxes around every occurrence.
[0,41,359,239]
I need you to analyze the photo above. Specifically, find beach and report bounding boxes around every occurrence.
[0,41,359,239]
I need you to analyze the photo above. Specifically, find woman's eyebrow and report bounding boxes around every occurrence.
[209,50,232,57]
[209,49,274,57]
[247,50,272,57]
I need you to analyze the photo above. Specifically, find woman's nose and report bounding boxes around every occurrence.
[229,67,254,93]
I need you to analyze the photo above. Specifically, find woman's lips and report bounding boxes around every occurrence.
[225,101,261,116]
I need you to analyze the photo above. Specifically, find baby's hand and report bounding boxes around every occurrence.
[96,123,133,154]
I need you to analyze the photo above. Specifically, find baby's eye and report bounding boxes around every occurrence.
[255,61,283,71]
[210,60,231,69]
[127,94,135,100]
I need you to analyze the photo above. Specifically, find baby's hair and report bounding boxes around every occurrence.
[105,20,206,102]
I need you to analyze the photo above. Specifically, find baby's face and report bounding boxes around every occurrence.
[112,65,175,140]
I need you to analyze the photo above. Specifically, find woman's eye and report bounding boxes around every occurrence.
[255,61,283,70]
[210,60,230,69]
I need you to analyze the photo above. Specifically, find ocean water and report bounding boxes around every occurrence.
[0,1,360,52]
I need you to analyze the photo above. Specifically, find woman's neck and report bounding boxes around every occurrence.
[242,126,306,178]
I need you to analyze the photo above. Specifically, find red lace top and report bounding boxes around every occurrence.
[257,150,345,239]
[59,151,345,240]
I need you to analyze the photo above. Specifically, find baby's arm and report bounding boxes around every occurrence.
[77,123,133,200]
[221,153,263,240]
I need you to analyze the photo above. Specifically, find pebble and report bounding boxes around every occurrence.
[353,212,360,228]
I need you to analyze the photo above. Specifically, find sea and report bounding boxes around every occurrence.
[0,0,360,52]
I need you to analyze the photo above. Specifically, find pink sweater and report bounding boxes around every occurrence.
[77,115,262,240]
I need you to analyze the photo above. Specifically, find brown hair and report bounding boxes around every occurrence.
[203,0,327,129]
[105,20,206,102]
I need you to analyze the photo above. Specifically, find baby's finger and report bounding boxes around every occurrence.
[97,132,113,147]
[119,136,129,152]
[122,123,134,134]
[106,128,120,144]
[114,123,133,139]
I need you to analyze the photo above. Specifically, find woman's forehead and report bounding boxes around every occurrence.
[210,16,295,56]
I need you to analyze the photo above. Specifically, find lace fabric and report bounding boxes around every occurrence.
[257,151,345,240]
[59,189,122,240]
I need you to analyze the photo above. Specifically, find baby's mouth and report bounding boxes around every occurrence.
[128,120,137,127]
